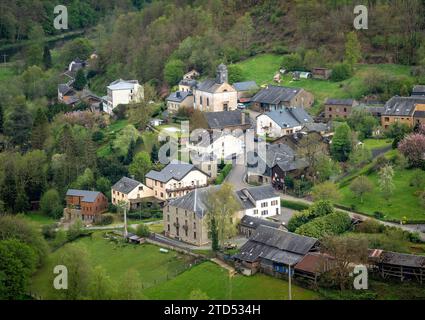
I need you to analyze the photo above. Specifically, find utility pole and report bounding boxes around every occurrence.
[118,201,129,238]
[288,265,292,301]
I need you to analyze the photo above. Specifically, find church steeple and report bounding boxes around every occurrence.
[216,64,228,84]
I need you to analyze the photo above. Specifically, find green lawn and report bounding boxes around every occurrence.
[31,233,194,299]
[0,66,15,81]
[362,138,392,150]
[144,261,321,300]
[234,54,415,112]
[339,168,424,222]
[20,212,56,229]
[138,131,158,154]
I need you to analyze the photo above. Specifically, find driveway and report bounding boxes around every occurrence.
[225,163,250,190]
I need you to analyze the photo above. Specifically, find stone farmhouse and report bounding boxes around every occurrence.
[381,96,425,128]
[324,98,359,120]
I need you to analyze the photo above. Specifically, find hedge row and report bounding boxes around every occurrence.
[295,211,352,239]
[215,164,233,185]
[280,199,310,211]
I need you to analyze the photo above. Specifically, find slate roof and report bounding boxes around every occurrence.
[412,85,425,96]
[325,98,356,106]
[301,122,331,133]
[112,177,141,194]
[195,78,230,93]
[166,91,192,103]
[179,79,198,88]
[261,108,313,129]
[233,81,259,92]
[240,215,281,229]
[167,185,221,218]
[234,225,318,265]
[145,160,205,183]
[383,96,425,116]
[66,189,101,203]
[274,157,309,172]
[251,85,302,105]
[379,251,425,268]
[236,185,278,210]
[414,110,425,118]
[247,143,296,175]
[204,110,250,129]
[107,79,139,91]
[58,84,74,95]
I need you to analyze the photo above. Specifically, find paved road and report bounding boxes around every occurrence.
[225,163,251,190]
[280,193,425,241]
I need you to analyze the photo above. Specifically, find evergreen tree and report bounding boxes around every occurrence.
[151,144,159,163]
[73,69,87,91]
[4,102,33,149]
[0,103,3,134]
[31,108,49,150]
[1,163,17,212]
[43,45,52,69]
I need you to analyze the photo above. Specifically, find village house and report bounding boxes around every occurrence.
[111,177,154,210]
[412,85,425,97]
[232,81,259,103]
[187,131,245,162]
[179,79,198,92]
[203,110,251,132]
[324,98,359,120]
[381,96,425,128]
[239,215,282,238]
[300,122,333,137]
[193,64,238,112]
[164,186,243,246]
[234,225,319,276]
[247,143,297,185]
[58,84,77,104]
[63,58,86,80]
[145,160,209,201]
[312,67,332,80]
[272,131,328,152]
[251,85,314,112]
[256,108,313,138]
[183,69,200,80]
[166,91,194,114]
[235,185,281,219]
[271,156,309,191]
[104,79,144,114]
[192,153,218,179]
[63,189,108,224]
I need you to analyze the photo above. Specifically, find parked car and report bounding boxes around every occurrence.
[237,103,246,109]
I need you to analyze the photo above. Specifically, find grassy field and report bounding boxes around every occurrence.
[234,54,415,112]
[362,138,392,150]
[339,167,424,222]
[0,66,15,81]
[20,212,56,229]
[144,261,321,300]
[31,233,194,299]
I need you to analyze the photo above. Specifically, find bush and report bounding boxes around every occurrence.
[287,200,333,231]
[295,211,352,238]
[96,214,114,226]
[281,53,304,71]
[355,220,384,234]
[40,189,63,219]
[135,224,150,238]
[41,224,57,240]
[92,130,105,142]
[215,164,232,185]
[330,63,353,82]
[374,211,384,220]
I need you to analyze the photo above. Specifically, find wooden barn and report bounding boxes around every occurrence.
[234,225,319,277]
[370,250,425,284]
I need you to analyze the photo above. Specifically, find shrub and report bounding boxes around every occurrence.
[215,164,232,185]
[287,210,314,232]
[135,224,150,238]
[92,130,105,142]
[331,63,353,81]
[96,214,114,226]
[40,189,63,219]
[41,224,57,240]
[355,220,384,234]
[295,211,352,238]
[287,200,333,231]
[374,211,384,220]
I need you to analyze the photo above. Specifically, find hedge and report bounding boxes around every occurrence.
[295,211,352,239]
[215,164,233,185]
[280,199,310,211]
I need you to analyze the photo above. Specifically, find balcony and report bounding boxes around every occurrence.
[166,184,201,193]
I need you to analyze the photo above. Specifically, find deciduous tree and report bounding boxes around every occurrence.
[350,176,373,203]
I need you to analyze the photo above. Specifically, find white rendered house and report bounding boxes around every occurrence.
[104,79,144,114]
[235,185,281,218]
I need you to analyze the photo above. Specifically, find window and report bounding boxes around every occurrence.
[167,215,170,221]
[208,165,211,170]
[194,222,196,228]
[253,209,258,215]
[194,232,197,239]
[200,96,203,105]
[160,192,164,198]
[167,224,170,232]
[207,98,209,106]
